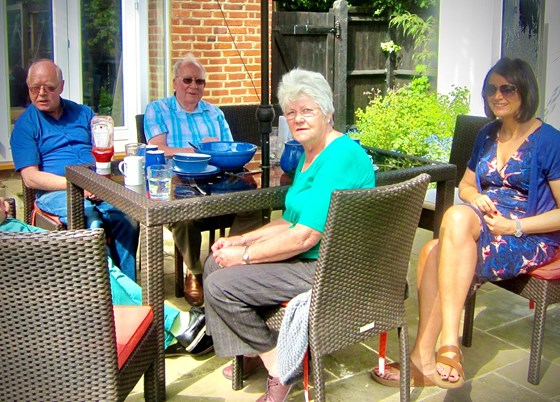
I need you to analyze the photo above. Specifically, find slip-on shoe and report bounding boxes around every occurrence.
[175,306,206,351]
[189,334,214,357]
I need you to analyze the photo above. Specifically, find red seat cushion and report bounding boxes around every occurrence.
[529,255,560,280]
[114,306,154,369]
[32,202,64,226]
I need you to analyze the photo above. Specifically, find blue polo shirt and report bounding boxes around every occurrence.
[10,99,95,176]
[144,95,233,147]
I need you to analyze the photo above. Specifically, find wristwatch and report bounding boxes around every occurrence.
[513,217,523,238]
[242,245,251,264]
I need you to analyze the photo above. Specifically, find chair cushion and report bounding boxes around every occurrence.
[32,201,64,225]
[529,255,560,280]
[114,306,154,369]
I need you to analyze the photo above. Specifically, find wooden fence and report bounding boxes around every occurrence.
[271,0,425,131]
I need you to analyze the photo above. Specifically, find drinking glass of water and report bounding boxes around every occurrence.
[147,164,172,201]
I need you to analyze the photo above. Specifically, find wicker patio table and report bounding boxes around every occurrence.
[65,150,454,398]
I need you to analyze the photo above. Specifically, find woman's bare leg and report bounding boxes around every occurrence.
[435,206,480,381]
[408,239,442,375]
[410,206,480,375]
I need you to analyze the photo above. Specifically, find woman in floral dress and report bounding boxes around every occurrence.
[372,57,560,389]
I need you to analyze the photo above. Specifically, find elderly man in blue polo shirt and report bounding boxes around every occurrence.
[10,59,139,282]
[144,53,262,307]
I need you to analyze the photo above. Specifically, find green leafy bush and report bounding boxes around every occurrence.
[354,71,470,161]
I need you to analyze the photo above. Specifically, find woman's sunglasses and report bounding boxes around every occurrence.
[483,84,518,98]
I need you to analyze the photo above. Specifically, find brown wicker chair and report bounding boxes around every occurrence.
[462,256,560,385]
[0,228,161,401]
[232,173,430,402]
[220,103,283,146]
[22,181,65,230]
[418,114,492,232]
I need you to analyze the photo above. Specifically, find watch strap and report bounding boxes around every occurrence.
[242,245,251,264]
[514,217,523,237]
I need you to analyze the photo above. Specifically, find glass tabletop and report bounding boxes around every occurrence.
[95,161,293,201]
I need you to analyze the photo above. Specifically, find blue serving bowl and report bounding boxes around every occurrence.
[194,141,257,171]
[172,153,211,173]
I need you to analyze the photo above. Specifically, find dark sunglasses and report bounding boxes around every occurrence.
[483,83,518,98]
[181,77,206,87]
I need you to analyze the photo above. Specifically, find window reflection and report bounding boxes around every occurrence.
[7,0,53,123]
[81,0,124,126]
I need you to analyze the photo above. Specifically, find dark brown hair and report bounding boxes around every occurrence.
[482,57,539,122]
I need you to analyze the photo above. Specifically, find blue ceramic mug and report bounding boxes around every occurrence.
[145,150,166,172]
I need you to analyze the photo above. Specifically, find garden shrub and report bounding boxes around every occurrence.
[354,72,470,162]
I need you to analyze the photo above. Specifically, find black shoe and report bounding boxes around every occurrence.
[189,334,214,357]
[165,342,189,357]
[175,307,206,351]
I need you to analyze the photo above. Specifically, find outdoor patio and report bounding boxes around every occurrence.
[2,177,560,401]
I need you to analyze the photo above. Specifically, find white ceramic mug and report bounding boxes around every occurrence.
[118,155,145,186]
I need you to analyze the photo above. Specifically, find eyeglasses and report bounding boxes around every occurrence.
[180,77,206,87]
[28,83,61,95]
[483,83,518,99]
[285,108,319,120]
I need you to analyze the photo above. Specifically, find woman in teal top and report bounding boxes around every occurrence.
[203,68,375,401]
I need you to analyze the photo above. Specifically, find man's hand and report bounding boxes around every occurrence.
[84,190,100,201]
[201,137,219,143]
[0,197,8,225]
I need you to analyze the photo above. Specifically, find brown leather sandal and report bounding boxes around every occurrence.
[434,345,465,389]
[371,361,435,388]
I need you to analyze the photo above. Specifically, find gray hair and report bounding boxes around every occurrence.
[173,53,206,79]
[27,59,64,83]
[277,68,334,116]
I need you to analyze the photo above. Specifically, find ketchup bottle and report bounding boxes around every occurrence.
[91,116,115,175]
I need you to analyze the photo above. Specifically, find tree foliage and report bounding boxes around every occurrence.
[354,70,470,161]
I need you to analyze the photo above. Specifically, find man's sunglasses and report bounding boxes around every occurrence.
[482,83,518,98]
[28,83,61,95]
[181,77,206,87]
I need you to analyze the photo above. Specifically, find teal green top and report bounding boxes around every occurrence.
[282,135,375,259]
[0,218,45,233]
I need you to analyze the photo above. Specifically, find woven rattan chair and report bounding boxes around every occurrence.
[22,181,65,230]
[232,173,430,402]
[219,104,283,145]
[462,256,560,385]
[419,114,492,232]
[5,197,16,218]
[0,228,161,401]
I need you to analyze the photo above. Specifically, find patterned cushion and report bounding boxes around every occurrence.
[114,306,153,369]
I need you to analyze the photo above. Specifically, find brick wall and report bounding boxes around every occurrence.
[149,0,272,106]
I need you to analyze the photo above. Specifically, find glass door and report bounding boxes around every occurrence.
[81,0,124,126]
[6,0,53,123]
